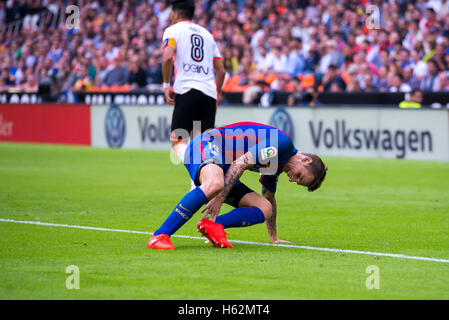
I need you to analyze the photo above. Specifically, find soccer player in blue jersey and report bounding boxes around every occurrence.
[148,122,328,249]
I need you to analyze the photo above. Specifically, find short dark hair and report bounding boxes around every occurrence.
[171,0,195,20]
[411,88,423,95]
[303,153,328,192]
[428,59,440,71]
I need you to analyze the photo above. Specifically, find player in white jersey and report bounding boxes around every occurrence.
[161,0,225,172]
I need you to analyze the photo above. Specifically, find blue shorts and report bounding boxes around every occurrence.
[184,130,227,186]
[183,130,255,207]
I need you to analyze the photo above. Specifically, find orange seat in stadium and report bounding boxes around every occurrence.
[222,76,235,92]
[222,75,244,92]
[120,84,131,92]
[90,86,103,92]
[252,73,265,82]
[106,85,130,92]
[264,74,277,85]
[301,74,315,89]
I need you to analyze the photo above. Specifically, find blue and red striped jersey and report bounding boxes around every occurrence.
[206,122,298,192]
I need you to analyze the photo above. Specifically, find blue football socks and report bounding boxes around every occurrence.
[154,187,209,236]
[215,206,266,229]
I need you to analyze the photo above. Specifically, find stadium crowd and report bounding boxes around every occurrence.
[0,0,449,104]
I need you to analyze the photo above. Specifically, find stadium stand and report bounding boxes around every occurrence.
[0,0,448,105]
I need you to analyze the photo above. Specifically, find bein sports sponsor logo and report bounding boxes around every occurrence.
[182,63,209,75]
[105,105,126,148]
[269,108,295,141]
[309,120,433,159]
[0,114,14,137]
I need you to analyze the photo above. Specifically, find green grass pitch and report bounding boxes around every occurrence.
[0,143,448,299]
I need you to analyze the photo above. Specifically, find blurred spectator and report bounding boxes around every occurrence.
[301,86,320,107]
[443,53,449,79]
[399,88,424,108]
[322,65,346,92]
[421,60,441,91]
[397,48,413,69]
[95,57,111,86]
[433,44,447,71]
[38,67,57,100]
[146,56,163,86]
[264,46,287,74]
[440,72,449,91]
[265,74,290,105]
[242,79,264,105]
[0,67,15,87]
[410,49,428,79]
[402,66,421,90]
[362,74,378,92]
[73,66,93,92]
[128,56,147,90]
[22,74,39,92]
[377,65,390,92]
[389,73,411,92]
[0,0,448,100]
[303,40,321,73]
[103,55,129,86]
[0,2,5,29]
[346,78,361,92]
[223,48,239,75]
[285,38,305,77]
[287,77,303,106]
[317,40,342,75]
[254,45,268,71]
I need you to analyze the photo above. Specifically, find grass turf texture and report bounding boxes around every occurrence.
[0,143,448,299]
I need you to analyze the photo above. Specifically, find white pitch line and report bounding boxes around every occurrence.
[1,218,448,264]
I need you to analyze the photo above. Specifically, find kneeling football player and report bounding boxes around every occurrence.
[148,122,328,249]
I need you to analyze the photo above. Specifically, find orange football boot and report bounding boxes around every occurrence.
[197,219,234,248]
[147,234,176,250]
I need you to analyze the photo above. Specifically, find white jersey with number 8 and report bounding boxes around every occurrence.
[162,21,222,100]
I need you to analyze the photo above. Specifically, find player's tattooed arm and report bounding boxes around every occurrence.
[226,150,254,185]
[218,152,254,200]
[201,152,254,221]
[262,186,291,244]
[262,186,279,242]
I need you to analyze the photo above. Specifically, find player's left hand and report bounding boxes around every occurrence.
[270,239,292,244]
[164,87,175,105]
[201,196,224,222]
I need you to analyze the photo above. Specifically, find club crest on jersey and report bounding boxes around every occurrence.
[260,146,277,162]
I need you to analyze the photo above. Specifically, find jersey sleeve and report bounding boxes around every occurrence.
[277,133,298,164]
[259,175,278,193]
[162,27,176,49]
[213,41,222,60]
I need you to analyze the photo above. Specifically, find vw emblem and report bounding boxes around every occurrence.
[269,108,295,141]
[105,105,126,148]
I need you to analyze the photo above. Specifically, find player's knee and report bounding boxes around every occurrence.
[258,198,273,220]
[201,179,224,199]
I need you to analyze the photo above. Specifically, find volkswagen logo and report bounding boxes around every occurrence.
[105,105,126,148]
[269,108,295,141]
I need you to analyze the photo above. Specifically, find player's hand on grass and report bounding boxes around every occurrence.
[270,239,292,244]
[201,196,224,222]
[164,87,175,105]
